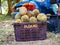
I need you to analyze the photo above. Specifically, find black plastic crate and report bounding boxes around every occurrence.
[47,16,58,33]
[58,16,60,32]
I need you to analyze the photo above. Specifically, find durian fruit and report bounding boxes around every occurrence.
[21,15,29,22]
[26,11,34,17]
[33,9,40,17]
[37,13,47,22]
[29,17,37,22]
[19,7,27,15]
[15,13,21,19]
[15,19,22,23]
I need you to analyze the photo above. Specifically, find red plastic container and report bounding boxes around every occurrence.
[12,22,47,41]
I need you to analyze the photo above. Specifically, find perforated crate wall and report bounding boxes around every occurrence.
[12,22,47,41]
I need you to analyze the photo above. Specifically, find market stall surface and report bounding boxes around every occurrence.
[0,16,60,45]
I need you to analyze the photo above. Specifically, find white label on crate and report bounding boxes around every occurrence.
[24,24,38,28]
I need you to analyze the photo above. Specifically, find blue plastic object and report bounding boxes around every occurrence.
[11,0,59,17]
[13,0,57,14]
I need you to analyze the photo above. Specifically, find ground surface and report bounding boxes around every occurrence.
[0,15,60,45]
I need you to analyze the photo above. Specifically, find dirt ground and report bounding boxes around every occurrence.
[0,19,60,45]
[1,34,60,45]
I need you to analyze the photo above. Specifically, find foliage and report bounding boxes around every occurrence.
[1,0,7,4]
[0,14,12,21]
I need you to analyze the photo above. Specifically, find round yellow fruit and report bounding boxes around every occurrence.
[29,17,37,22]
[15,19,22,23]
[26,11,34,17]
[15,13,21,19]
[21,15,29,22]
[37,13,47,22]
[33,9,40,17]
[19,7,27,15]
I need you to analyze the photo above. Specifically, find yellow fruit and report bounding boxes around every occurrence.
[19,7,27,15]
[15,13,21,19]
[26,11,34,17]
[29,17,37,22]
[37,13,47,22]
[33,9,40,16]
[21,15,29,22]
[15,19,22,23]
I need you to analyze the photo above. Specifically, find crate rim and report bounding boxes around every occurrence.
[12,22,46,25]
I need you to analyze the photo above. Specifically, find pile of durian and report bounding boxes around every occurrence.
[15,7,47,23]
